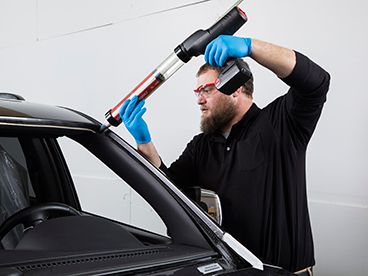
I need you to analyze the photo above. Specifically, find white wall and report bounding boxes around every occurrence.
[0,0,367,275]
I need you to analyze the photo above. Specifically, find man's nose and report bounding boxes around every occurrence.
[197,93,206,104]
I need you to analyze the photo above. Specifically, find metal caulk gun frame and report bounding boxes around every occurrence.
[100,0,247,132]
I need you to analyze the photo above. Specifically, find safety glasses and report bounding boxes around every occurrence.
[193,82,218,98]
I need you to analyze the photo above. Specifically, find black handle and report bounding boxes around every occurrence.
[175,7,247,63]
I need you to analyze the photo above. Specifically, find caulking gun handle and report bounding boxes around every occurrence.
[174,7,247,63]
[207,7,247,39]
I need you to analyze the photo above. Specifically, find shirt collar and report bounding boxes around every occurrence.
[232,103,260,130]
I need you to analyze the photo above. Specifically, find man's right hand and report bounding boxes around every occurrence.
[120,95,151,144]
[204,35,252,67]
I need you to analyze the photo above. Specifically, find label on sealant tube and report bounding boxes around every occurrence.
[110,71,164,119]
[137,72,165,100]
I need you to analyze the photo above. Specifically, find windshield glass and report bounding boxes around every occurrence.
[58,136,168,236]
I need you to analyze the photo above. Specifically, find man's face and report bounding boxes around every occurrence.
[195,69,236,134]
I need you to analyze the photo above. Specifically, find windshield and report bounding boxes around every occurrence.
[0,131,221,275]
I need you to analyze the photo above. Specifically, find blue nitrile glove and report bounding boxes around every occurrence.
[204,35,252,67]
[120,95,151,144]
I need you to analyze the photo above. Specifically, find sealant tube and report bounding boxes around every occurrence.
[103,53,184,128]
[101,5,247,131]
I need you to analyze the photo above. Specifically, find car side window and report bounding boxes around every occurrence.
[57,137,168,237]
[0,137,33,205]
[0,137,34,248]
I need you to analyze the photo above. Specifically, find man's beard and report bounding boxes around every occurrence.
[200,99,236,135]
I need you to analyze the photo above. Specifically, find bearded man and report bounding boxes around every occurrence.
[119,36,330,275]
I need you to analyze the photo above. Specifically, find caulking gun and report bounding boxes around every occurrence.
[100,2,247,132]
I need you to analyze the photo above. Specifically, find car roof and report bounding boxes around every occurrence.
[0,95,100,134]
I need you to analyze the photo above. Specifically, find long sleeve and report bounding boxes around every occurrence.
[267,52,331,148]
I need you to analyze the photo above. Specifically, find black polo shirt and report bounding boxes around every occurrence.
[161,52,330,272]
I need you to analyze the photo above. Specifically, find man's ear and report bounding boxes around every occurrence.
[231,86,243,97]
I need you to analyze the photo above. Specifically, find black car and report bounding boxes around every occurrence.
[0,93,292,275]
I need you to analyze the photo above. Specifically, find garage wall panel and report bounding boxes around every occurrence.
[310,202,368,275]
[0,0,37,48]
[37,0,213,40]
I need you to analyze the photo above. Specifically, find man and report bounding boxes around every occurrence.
[120,35,330,275]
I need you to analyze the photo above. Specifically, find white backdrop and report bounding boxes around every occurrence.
[0,1,367,275]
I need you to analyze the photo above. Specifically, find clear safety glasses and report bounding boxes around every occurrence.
[193,82,217,98]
